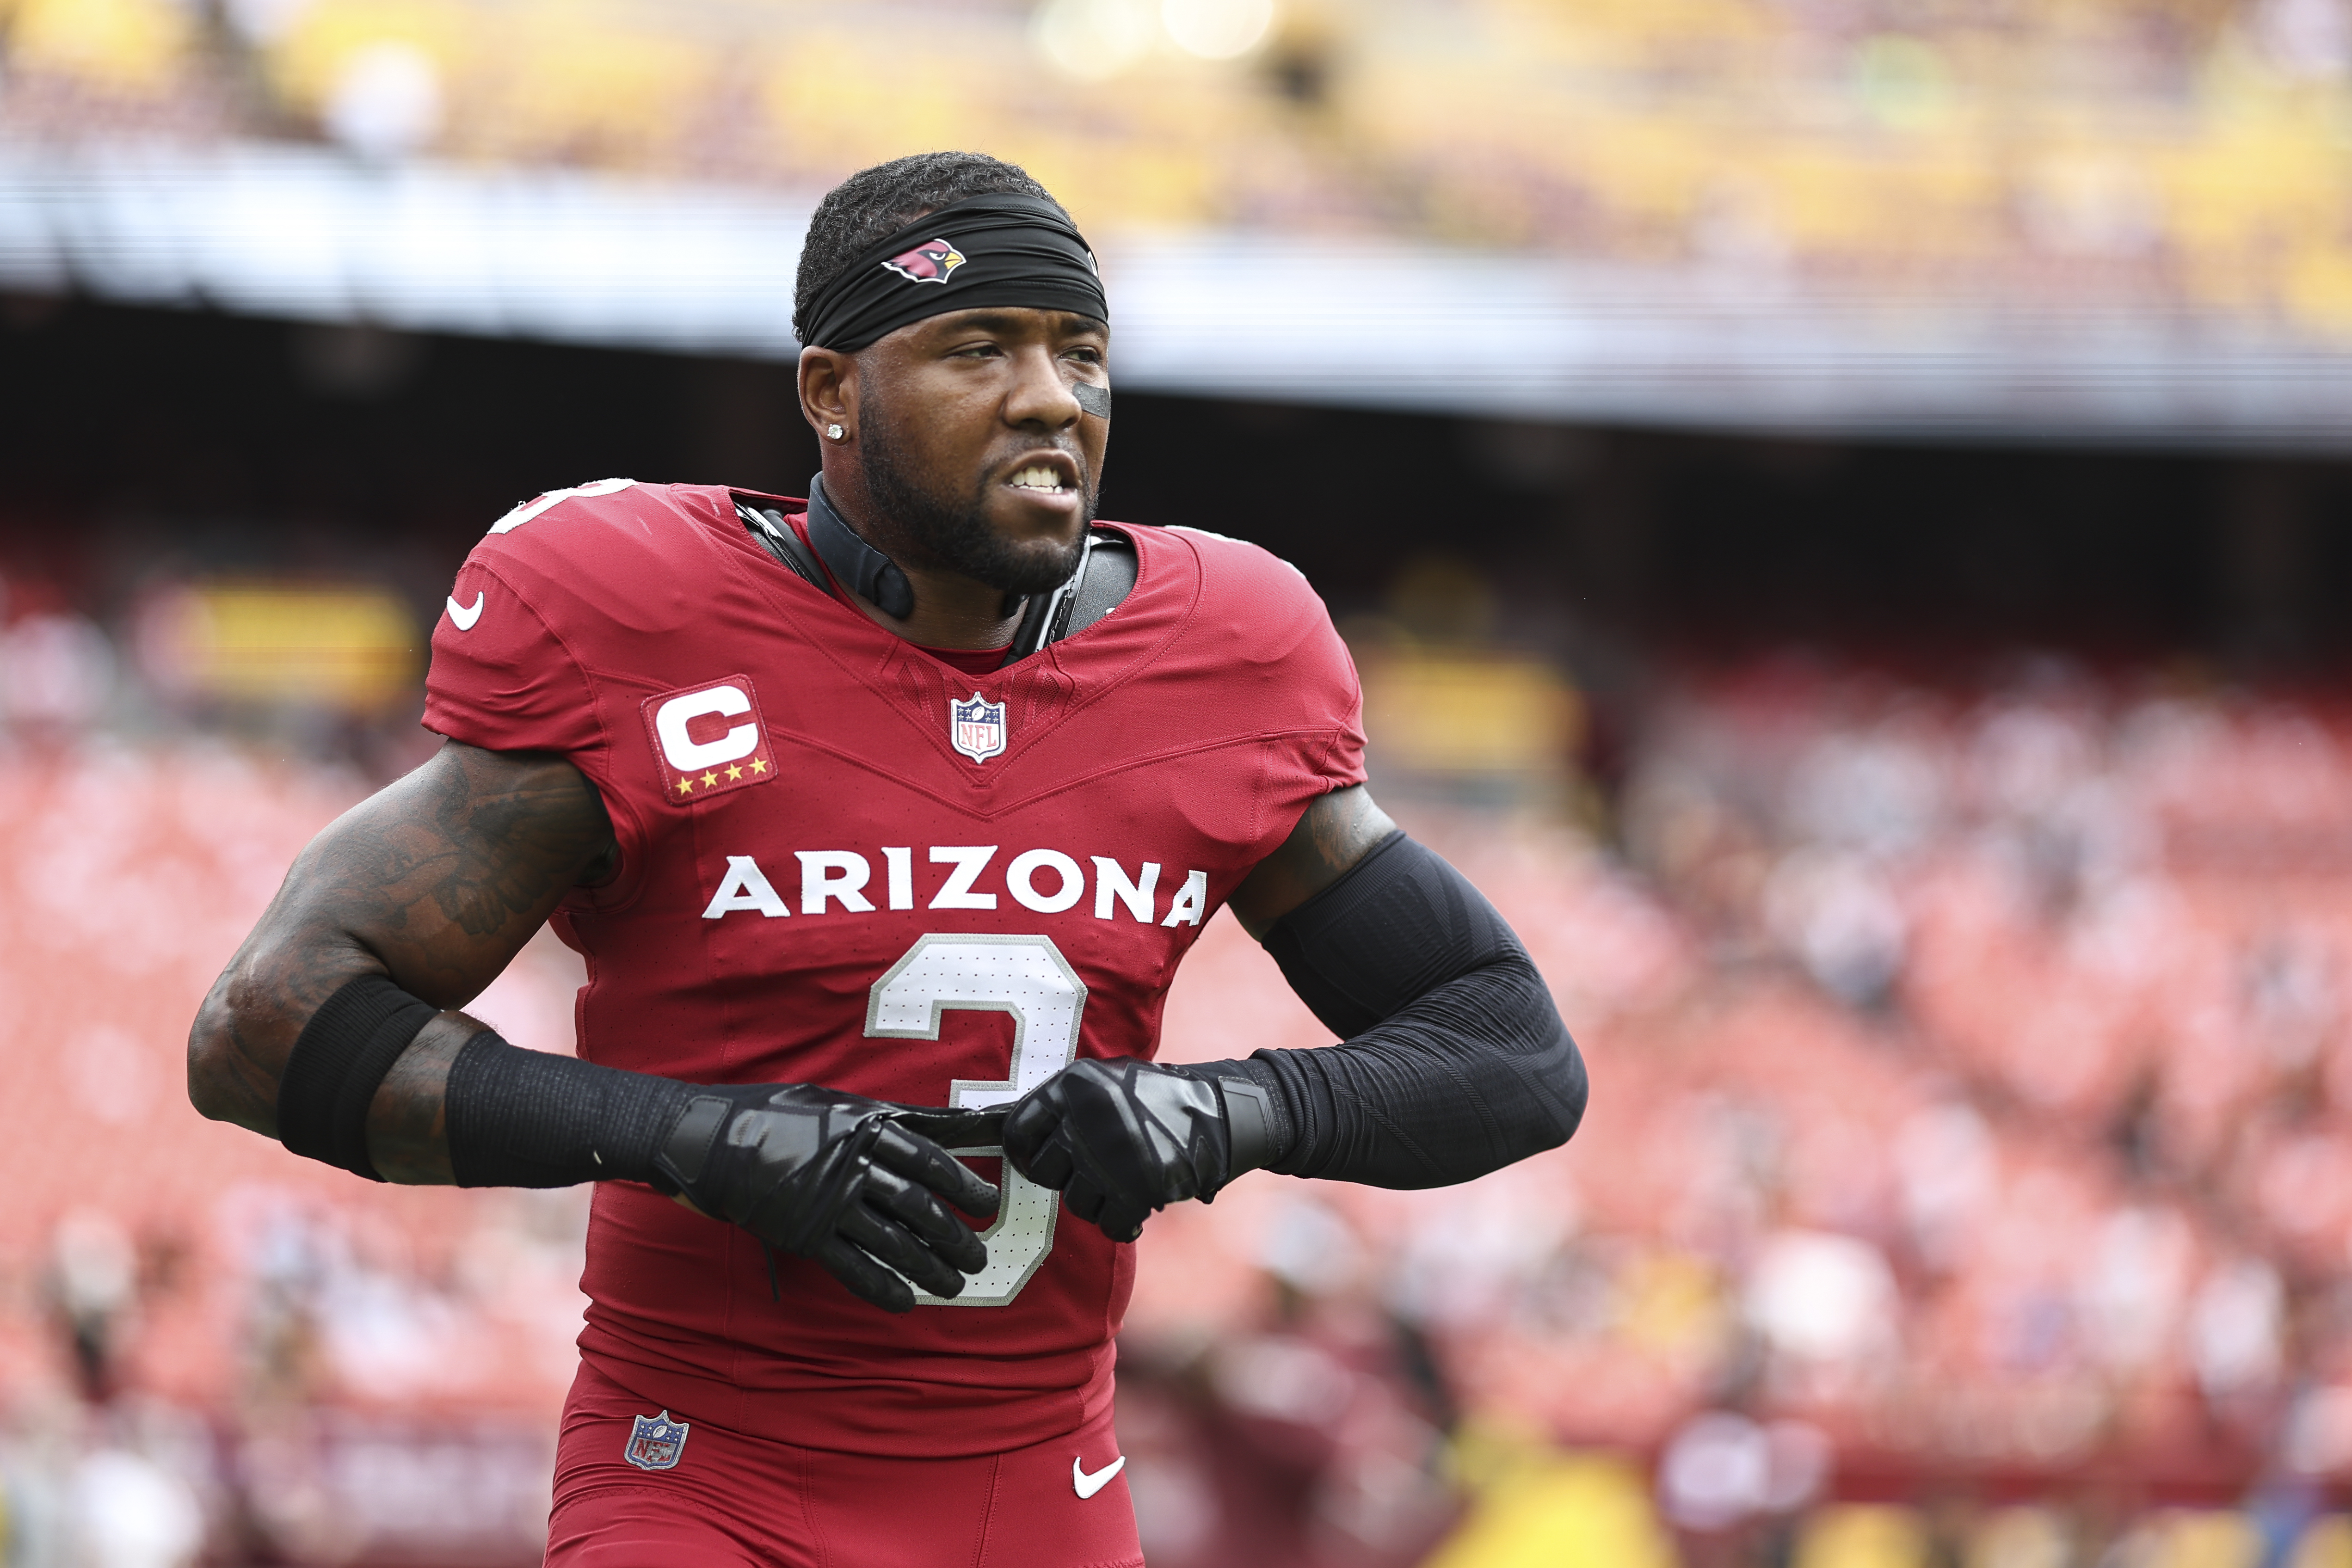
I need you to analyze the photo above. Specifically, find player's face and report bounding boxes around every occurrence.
[851,308,1110,593]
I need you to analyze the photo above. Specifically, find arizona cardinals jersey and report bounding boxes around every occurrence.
[423,478,1365,1457]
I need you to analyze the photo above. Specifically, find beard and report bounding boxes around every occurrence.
[857,393,1094,597]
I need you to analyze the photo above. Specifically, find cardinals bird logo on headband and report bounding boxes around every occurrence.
[882,239,967,284]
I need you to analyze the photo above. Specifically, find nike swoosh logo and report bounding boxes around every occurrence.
[1072,1455,1125,1500]
[445,592,484,631]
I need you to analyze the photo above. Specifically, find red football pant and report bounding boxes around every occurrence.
[545,1361,1145,1568]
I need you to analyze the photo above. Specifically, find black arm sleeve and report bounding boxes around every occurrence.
[442,1031,695,1189]
[276,973,694,1188]
[1221,831,1587,1188]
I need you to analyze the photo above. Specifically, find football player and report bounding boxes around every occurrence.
[187,151,1587,1567]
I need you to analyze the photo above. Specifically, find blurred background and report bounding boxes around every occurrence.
[3,0,2352,1563]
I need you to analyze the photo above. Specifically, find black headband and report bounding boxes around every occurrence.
[799,194,1109,352]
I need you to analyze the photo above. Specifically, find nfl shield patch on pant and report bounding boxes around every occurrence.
[624,1411,690,1471]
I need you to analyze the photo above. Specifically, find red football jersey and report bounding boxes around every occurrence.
[423,479,1365,1457]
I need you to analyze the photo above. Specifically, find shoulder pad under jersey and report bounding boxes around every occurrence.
[737,500,827,590]
[1004,528,1137,663]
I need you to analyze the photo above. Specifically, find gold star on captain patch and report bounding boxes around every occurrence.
[676,776,694,795]
[702,770,720,789]
[750,758,768,774]
[726,763,744,781]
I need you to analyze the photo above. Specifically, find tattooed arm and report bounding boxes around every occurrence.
[1224,784,1398,936]
[186,740,617,1184]
[190,740,999,1309]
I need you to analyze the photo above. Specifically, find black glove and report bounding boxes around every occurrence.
[650,1084,1002,1313]
[1003,1058,1274,1243]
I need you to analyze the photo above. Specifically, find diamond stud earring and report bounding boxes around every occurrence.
[827,424,846,441]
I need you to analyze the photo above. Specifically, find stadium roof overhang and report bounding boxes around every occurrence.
[5,138,2348,454]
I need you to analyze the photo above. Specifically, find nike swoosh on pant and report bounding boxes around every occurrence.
[1072,1455,1126,1499]
[446,592,484,631]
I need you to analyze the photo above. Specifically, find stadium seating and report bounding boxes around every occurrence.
[5,0,2352,340]
[3,640,2347,1559]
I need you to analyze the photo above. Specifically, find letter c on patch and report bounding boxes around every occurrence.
[655,685,759,772]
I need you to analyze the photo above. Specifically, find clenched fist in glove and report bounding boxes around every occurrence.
[652,1085,1003,1312]
[1004,1058,1276,1242]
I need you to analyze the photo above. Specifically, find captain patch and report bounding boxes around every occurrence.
[642,676,778,803]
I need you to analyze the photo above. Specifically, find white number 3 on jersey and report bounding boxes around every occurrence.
[864,934,1087,1307]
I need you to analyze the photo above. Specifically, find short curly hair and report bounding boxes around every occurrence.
[793,152,1069,344]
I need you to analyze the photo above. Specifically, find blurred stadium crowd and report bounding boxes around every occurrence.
[0,578,2346,1566]
[1144,657,2352,1568]
[6,0,2352,1563]
[3,0,2352,335]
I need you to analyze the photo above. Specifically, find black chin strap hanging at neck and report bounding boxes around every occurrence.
[767,478,1136,663]
[806,474,916,621]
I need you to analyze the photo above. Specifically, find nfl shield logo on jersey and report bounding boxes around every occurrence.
[950,692,1007,763]
[624,1411,690,1471]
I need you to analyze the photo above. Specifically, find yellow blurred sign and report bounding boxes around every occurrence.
[2297,1517,2352,1568]
[142,583,421,713]
[1795,1505,1930,1568]
[1356,647,1584,779]
[1426,1435,1677,1568]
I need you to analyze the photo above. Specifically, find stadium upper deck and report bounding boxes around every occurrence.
[3,0,2349,339]
[8,1,2352,445]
